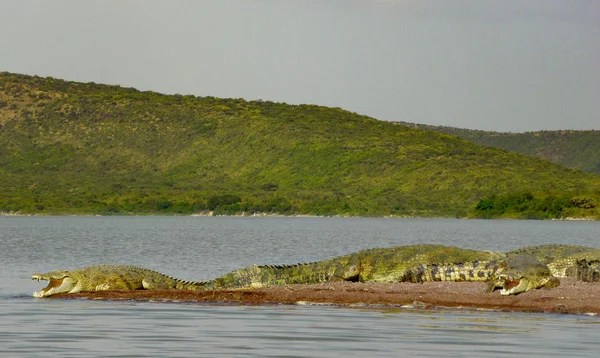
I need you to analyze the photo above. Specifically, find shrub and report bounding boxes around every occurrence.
[571,196,595,209]
[207,194,242,210]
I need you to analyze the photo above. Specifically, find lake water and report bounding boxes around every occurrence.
[1,216,599,357]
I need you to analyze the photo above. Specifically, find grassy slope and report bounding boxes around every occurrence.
[398,122,600,174]
[1,72,599,218]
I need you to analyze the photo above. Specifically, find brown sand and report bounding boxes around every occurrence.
[54,278,600,315]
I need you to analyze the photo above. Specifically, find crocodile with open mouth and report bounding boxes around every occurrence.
[499,244,600,295]
[31,264,205,298]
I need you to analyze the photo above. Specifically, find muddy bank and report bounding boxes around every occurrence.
[54,278,600,315]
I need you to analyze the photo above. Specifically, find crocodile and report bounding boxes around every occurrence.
[499,244,600,295]
[200,244,506,290]
[31,264,205,298]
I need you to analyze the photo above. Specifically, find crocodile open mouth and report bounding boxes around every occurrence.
[502,278,521,290]
[498,275,528,296]
[31,274,76,298]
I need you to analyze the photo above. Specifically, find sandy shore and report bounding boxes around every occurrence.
[52,278,599,315]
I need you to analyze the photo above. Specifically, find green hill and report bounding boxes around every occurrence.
[1,72,599,219]
[398,122,600,174]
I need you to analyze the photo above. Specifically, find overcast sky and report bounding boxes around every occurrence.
[1,0,598,132]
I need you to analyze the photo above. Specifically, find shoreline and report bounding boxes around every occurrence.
[52,279,600,315]
[1,211,597,221]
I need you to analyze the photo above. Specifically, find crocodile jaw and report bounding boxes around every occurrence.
[499,276,560,296]
[31,273,78,298]
[500,277,530,295]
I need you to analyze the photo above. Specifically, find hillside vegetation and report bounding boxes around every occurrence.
[1,72,599,219]
[399,122,600,174]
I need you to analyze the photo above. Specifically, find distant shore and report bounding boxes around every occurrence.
[1,211,597,220]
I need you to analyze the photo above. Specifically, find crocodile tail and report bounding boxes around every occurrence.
[174,279,211,290]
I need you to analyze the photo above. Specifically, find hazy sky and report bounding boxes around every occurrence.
[1,0,598,132]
